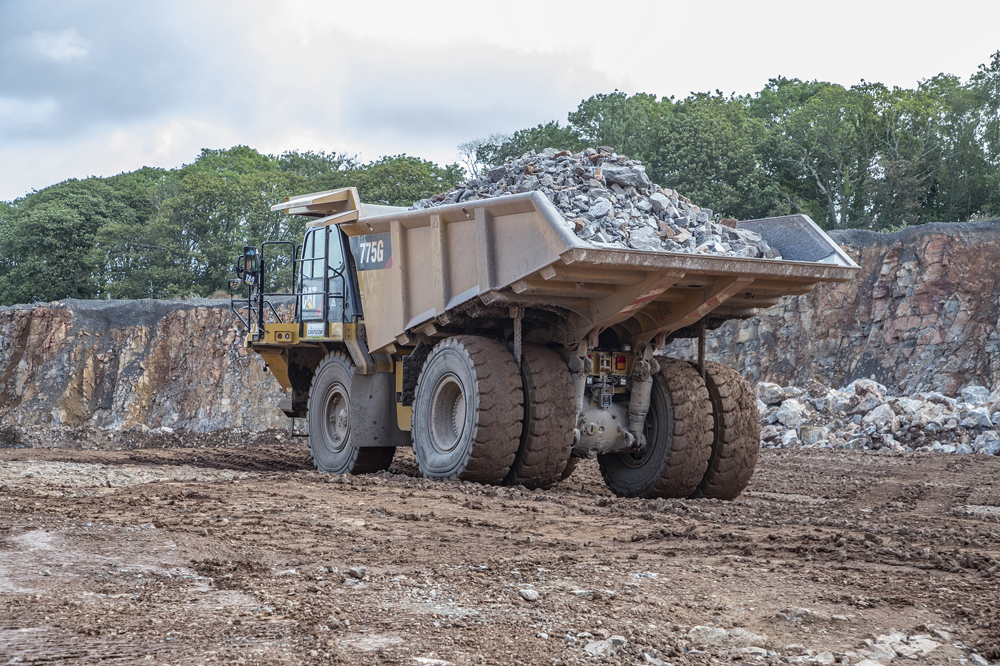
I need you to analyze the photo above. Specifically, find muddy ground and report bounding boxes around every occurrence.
[1,435,998,665]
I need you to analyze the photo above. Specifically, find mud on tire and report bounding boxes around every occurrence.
[412,336,523,483]
[598,358,714,498]
[307,352,395,474]
[693,361,760,500]
[504,345,576,489]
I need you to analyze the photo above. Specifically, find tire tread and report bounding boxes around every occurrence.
[504,345,575,489]
[693,361,760,500]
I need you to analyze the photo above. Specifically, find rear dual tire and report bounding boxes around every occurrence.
[503,345,576,489]
[597,359,759,500]
[694,361,760,500]
[598,359,714,498]
[412,336,523,483]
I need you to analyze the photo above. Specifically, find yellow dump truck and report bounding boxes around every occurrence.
[231,187,857,498]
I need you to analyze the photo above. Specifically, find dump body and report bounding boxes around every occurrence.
[335,191,857,355]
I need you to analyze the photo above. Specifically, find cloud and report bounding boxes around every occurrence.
[0,96,59,128]
[0,1,240,141]
[24,28,90,62]
[2,0,1000,201]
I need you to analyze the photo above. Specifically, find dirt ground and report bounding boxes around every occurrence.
[1,435,998,665]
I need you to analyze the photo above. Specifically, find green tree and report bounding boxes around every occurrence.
[759,82,880,229]
[970,51,1000,217]
[567,92,670,166]
[314,155,464,206]
[863,83,946,229]
[919,74,992,223]
[278,150,357,180]
[140,167,308,297]
[0,178,131,304]
[655,93,782,220]
[470,122,584,169]
[184,145,278,178]
[92,167,174,298]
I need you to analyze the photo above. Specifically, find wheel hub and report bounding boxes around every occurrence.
[429,373,466,453]
[322,383,350,454]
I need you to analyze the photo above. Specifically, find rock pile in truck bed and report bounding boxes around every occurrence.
[757,378,1000,455]
[412,147,781,258]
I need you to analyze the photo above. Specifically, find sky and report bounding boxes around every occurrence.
[2,0,1000,201]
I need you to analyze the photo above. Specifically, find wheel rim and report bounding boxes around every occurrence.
[429,373,467,453]
[322,382,350,454]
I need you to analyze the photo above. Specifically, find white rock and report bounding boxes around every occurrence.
[686,626,729,646]
[775,399,807,428]
[853,393,885,414]
[800,425,829,446]
[960,385,991,405]
[863,403,899,432]
[727,628,768,647]
[964,407,994,428]
[774,607,829,623]
[757,382,787,406]
[518,588,539,602]
[584,636,627,656]
[891,397,923,415]
[847,378,888,399]
[973,431,1000,455]
[893,635,940,657]
[780,430,801,447]
[829,390,853,413]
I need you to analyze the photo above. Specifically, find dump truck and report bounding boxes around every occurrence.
[230,187,857,499]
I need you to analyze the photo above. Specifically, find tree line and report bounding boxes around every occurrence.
[1,53,998,305]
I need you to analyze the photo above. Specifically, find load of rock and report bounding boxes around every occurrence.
[757,378,1000,455]
[412,147,781,258]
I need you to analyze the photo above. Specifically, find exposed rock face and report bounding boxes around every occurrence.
[2,221,999,434]
[0,299,283,432]
[671,219,1000,395]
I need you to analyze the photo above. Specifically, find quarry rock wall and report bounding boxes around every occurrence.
[1,219,999,432]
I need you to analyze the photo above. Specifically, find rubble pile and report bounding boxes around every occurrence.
[758,378,1000,455]
[412,147,781,258]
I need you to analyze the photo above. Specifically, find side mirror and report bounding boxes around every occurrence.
[227,278,242,293]
[242,246,259,274]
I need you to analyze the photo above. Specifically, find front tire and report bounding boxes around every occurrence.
[307,353,394,474]
[412,336,523,483]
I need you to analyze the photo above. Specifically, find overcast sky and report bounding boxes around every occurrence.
[2,0,999,201]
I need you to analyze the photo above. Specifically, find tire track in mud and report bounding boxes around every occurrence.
[1,442,998,664]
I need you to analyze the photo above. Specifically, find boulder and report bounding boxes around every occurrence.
[862,404,899,432]
[973,431,1000,455]
[800,425,829,446]
[774,400,807,428]
[757,382,787,406]
[960,385,991,406]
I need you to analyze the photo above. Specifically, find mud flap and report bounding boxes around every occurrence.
[349,372,411,448]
